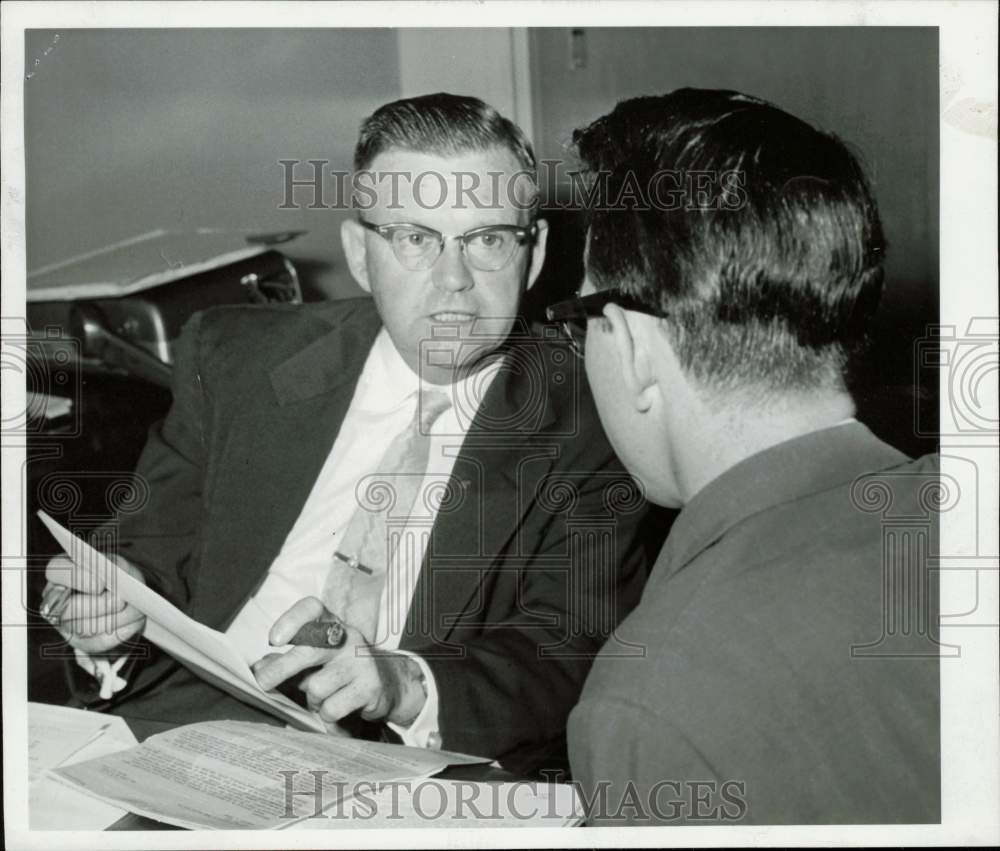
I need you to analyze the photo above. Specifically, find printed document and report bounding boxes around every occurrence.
[52,720,486,829]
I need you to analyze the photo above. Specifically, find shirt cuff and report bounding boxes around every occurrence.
[73,649,130,700]
[386,650,441,750]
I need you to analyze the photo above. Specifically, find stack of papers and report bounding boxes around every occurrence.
[28,702,138,830]
[51,720,488,830]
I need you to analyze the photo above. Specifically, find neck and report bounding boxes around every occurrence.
[411,347,507,387]
[668,388,856,504]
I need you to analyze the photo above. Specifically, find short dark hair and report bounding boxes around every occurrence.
[354,92,536,175]
[574,88,886,393]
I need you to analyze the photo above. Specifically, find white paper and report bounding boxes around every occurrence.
[39,511,326,733]
[29,702,138,830]
[28,701,123,784]
[51,720,487,830]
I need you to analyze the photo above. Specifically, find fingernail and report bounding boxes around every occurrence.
[49,588,72,624]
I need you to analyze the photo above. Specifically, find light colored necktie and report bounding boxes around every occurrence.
[322,389,451,642]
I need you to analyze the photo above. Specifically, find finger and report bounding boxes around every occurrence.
[59,600,142,636]
[46,554,106,595]
[358,691,393,722]
[44,556,77,589]
[59,607,144,639]
[318,684,370,724]
[354,658,392,720]
[57,591,126,627]
[253,645,329,692]
[68,617,145,654]
[315,654,389,722]
[40,584,72,619]
[251,653,285,674]
[322,719,351,737]
[268,596,327,646]
[301,660,354,708]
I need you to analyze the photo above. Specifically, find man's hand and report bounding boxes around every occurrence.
[40,554,147,654]
[252,596,427,732]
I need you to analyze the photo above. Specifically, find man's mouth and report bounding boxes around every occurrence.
[429,311,477,323]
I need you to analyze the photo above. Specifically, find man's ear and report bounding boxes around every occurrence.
[602,303,658,413]
[524,219,549,292]
[340,218,371,293]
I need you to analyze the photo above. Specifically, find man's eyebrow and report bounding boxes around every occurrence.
[373,220,439,231]
[381,220,525,232]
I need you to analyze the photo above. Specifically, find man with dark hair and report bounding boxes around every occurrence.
[43,93,655,774]
[551,89,939,822]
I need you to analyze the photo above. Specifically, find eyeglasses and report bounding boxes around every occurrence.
[546,288,668,357]
[359,219,537,272]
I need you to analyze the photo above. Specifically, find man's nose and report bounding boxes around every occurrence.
[431,239,475,293]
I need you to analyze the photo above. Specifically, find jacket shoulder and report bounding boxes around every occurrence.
[182,297,379,368]
[193,297,376,341]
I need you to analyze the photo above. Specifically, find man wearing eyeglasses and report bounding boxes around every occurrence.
[43,93,655,775]
[554,90,940,823]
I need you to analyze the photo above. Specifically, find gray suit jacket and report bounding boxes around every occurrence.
[569,423,940,823]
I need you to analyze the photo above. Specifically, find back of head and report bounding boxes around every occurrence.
[574,88,885,395]
[354,92,536,174]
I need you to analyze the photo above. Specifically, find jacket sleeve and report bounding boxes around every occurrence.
[109,311,209,610]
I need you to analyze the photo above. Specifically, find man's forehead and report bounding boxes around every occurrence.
[366,146,525,176]
[357,147,535,213]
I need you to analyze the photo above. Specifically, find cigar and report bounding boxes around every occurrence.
[288,618,347,649]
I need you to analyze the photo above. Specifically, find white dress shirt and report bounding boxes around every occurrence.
[225,327,502,746]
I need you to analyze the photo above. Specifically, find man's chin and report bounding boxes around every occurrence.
[416,342,504,385]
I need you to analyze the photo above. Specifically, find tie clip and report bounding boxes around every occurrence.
[333,551,374,575]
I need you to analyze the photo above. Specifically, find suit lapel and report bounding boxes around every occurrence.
[403,340,560,648]
[194,304,382,629]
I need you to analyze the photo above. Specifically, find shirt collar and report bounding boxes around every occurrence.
[658,421,909,578]
[356,327,504,424]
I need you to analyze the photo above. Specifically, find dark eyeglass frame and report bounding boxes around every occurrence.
[546,288,668,357]
[358,219,537,272]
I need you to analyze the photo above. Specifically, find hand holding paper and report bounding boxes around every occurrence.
[38,511,328,733]
[41,552,147,654]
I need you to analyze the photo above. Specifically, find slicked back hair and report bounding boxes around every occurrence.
[574,88,886,394]
[354,92,537,182]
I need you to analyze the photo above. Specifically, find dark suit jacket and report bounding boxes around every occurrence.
[100,298,660,774]
[569,423,940,823]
